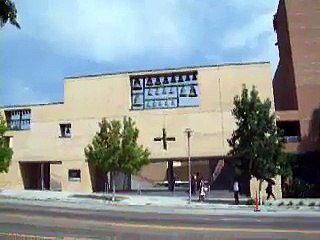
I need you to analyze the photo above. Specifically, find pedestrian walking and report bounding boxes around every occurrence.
[172,173,176,192]
[199,179,205,201]
[191,174,196,195]
[196,172,201,191]
[233,180,240,205]
[266,181,276,200]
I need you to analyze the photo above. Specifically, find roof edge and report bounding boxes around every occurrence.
[1,101,64,109]
[65,61,270,80]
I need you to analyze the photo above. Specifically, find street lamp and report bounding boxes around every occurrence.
[185,128,193,204]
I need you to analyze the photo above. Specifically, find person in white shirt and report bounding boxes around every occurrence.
[199,179,206,201]
[233,180,240,205]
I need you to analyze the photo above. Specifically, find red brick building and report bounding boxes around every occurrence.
[273,0,320,153]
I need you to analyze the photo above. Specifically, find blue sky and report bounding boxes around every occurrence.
[1,0,279,106]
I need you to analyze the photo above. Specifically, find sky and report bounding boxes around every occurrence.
[1,0,279,106]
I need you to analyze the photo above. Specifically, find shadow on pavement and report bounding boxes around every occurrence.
[70,194,125,202]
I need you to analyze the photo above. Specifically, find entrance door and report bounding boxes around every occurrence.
[20,162,50,190]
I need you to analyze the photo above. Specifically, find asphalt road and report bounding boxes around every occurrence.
[0,202,320,239]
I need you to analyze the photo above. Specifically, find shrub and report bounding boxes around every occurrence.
[246,198,255,205]
[287,201,293,206]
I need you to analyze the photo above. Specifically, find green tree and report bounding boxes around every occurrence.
[0,0,20,29]
[228,85,290,194]
[0,113,13,173]
[85,117,150,200]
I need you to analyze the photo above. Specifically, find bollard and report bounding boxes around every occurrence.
[104,182,107,203]
[254,191,260,212]
[137,184,141,195]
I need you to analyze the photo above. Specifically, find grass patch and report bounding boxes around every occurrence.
[309,202,316,207]
[278,201,284,206]
[298,201,304,206]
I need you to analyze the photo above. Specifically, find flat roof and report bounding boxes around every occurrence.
[1,101,64,109]
[65,61,270,80]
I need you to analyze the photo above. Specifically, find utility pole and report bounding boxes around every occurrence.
[185,128,192,204]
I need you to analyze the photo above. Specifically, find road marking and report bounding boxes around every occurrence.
[0,232,93,240]
[221,218,262,222]
[2,212,320,236]
[109,222,320,235]
[0,232,55,239]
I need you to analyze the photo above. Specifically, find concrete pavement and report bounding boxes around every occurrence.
[1,190,320,216]
[1,202,320,239]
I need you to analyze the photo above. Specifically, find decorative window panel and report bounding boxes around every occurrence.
[130,71,199,110]
[5,109,31,130]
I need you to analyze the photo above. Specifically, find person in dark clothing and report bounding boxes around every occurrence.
[196,172,201,191]
[266,182,276,200]
[172,173,176,192]
[191,174,196,195]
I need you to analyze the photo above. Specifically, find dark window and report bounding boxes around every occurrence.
[277,121,301,143]
[60,123,71,138]
[68,169,80,182]
[5,109,31,130]
[130,71,200,111]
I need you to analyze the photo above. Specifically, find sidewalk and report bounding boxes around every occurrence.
[1,190,320,216]
[0,189,249,208]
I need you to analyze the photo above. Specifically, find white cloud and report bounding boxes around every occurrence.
[3,0,281,105]
[221,0,279,72]
[11,0,197,63]
[8,0,279,65]
[222,13,272,49]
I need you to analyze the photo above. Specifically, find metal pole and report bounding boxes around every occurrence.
[41,163,44,191]
[186,130,192,204]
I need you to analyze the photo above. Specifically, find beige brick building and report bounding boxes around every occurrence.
[0,62,281,198]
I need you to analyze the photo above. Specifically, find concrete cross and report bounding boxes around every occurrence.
[154,128,176,150]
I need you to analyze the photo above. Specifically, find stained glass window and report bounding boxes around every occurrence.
[5,109,31,130]
[130,71,199,110]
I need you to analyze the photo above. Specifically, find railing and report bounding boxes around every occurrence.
[284,136,301,143]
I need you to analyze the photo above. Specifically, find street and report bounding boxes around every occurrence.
[0,203,320,239]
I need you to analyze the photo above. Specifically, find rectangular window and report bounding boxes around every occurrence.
[68,169,81,182]
[130,71,200,110]
[277,120,301,143]
[5,109,31,130]
[59,123,71,138]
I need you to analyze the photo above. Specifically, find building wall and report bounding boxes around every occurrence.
[285,0,320,147]
[273,0,320,153]
[273,0,298,111]
[1,62,274,193]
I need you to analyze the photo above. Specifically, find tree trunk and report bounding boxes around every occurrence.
[105,172,109,194]
[258,179,263,205]
[111,171,116,202]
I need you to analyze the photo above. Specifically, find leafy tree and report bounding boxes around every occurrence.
[85,117,150,200]
[228,85,290,193]
[0,0,20,29]
[278,152,297,179]
[0,113,13,173]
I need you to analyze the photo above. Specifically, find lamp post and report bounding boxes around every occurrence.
[185,128,192,204]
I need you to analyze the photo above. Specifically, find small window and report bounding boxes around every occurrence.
[60,123,71,138]
[68,169,81,182]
